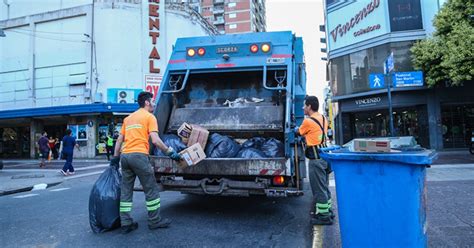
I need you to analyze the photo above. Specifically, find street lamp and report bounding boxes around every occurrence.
[0,29,5,37]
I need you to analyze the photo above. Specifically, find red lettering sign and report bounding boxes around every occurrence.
[145,84,160,100]
[148,2,160,74]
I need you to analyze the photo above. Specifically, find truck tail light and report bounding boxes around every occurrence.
[187,48,196,57]
[273,176,285,186]
[198,48,206,56]
[261,43,271,53]
[250,44,259,53]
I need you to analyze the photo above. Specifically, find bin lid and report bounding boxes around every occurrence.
[319,147,437,165]
[344,136,420,151]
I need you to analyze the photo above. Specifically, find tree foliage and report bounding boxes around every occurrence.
[411,0,474,87]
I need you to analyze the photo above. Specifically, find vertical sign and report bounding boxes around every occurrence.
[143,0,166,94]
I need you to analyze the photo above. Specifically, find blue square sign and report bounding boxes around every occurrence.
[369,74,385,89]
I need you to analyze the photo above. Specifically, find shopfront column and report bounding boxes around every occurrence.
[427,91,443,150]
[29,120,43,158]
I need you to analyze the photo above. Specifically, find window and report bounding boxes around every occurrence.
[229,13,237,19]
[330,41,415,96]
[229,24,237,29]
[388,0,423,32]
[228,2,236,8]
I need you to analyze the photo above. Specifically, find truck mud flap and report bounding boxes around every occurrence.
[152,157,290,176]
[160,177,303,197]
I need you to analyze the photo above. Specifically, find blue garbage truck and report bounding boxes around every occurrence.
[150,31,307,197]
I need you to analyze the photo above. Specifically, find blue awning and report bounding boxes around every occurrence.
[0,103,138,119]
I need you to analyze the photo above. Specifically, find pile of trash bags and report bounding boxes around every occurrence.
[153,134,284,159]
[154,134,188,156]
[89,161,122,233]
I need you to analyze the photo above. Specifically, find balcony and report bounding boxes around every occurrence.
[213,8,225,14]
[213,18,225,25]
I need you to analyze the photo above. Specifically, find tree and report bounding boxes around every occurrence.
[411,0,474,87]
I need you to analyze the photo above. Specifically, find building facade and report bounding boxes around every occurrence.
[325,0,473,150]
[0,0,217,158]
[168,0,266,34]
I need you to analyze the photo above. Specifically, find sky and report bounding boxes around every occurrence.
[266,0,327,102]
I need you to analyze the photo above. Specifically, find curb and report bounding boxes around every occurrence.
[0,181,63,197]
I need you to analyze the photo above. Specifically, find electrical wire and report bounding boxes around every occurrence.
[0,25,86,35]
[4,29,90,43]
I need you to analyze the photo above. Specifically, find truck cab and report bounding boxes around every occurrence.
[151,31,307,197]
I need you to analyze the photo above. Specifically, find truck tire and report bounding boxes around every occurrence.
[470,145,474,155]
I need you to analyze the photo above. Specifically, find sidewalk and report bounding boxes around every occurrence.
[0,170,64,196]
[319,163,474,247]
[0,162,109,196]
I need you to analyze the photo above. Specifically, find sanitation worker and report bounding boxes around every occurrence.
[296,95,334,225]
[113,91,181,234]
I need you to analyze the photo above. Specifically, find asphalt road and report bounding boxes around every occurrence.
[0,174,314,248]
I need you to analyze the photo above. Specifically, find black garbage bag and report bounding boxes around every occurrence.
[236,148,266,158]
[261,138,284,158]
[154,134,187,156]
[205,133,241,158]
[89,162,122,233]
[242,137,267,150]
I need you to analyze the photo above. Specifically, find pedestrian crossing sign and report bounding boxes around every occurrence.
[369,74,385,89]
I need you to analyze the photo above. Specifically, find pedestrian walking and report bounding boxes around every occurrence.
[113,91,181,234]
[38,131,50,168]
[48,136,57,161]
[327,126,334,145]
[112,130,119,151]
[105,133,114,161]
[54,138,60,159]
[296,95,334,225]
[60,129,79,176]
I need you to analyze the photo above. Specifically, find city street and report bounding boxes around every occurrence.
[1,155,473,247]
[0,164,314,248]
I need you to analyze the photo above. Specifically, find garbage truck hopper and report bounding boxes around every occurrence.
[151,31,307,197]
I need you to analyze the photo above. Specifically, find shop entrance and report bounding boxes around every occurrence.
[43,125,68,141]
[441,104,474,149]
[343,105,429,148]
[0,127,30,158]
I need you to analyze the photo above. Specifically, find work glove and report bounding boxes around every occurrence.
[110,156,120,168]
[166,147,182,161]
[294,126,300,135]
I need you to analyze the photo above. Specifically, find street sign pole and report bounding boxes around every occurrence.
[384,52,395,137]
[386,73,395,136]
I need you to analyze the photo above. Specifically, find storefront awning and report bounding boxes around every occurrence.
[0,103,138,120]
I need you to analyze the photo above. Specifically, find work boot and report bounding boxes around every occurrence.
[311,213,333,225]
[148,218,171,230]
[329,209,336,219]
[121,222,138,234]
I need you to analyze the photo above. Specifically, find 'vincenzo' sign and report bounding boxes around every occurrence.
[326,0,389,51]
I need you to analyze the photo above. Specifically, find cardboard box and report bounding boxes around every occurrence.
[179,143,206,167]
[187,125,209,149]
[177,122,193,143]
[353,139,391,152]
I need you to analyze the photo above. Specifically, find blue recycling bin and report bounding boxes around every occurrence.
[320,148,437,248]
